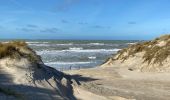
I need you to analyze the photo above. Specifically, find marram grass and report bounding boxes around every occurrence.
[0,41,40,63]
[115,34,170,65]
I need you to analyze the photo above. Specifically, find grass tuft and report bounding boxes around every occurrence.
[115,34,170,65]
[0,41,40,63]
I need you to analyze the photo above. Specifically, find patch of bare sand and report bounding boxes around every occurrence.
[73,86,108,100]
[0,58,76,100]
[66,66,170,100]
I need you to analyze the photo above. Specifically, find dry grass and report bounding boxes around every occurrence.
[0,41,40,63]
[115,34,170,65]
[143,40,170,65]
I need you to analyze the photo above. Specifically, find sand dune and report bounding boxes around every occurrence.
[102,34,170,72]
[0,41,75,100]
[1,35,170,100]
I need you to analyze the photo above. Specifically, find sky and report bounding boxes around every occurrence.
[0,0,170,40]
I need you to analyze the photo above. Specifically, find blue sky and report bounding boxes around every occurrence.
[0,0,170,40]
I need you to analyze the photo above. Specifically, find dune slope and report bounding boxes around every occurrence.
[0,41,75,100]
[102,34,170,72]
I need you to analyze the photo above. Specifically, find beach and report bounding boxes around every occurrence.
[65,65,170,100]
[64,35,170,100]
[0,35,170,100]
[1,0,170,99]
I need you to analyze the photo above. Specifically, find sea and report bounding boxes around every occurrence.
[0,40,140,70]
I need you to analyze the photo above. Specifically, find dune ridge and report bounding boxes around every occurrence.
[0,41,76,100]
[102,34,170,72]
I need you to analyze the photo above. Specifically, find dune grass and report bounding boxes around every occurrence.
[0,41,26,58]
[0,41,40,63]
[143,40,170,65]
[116,34,170,65]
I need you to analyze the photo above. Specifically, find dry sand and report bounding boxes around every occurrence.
[2,57,170,100]
[1,58,170,100]
[65,66,170,100]
[0,58,75,100]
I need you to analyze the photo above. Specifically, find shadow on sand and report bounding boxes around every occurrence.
[0,64,99,100]
[69,74,99,85]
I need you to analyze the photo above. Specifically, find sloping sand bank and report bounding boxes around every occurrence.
[0,41,76,100]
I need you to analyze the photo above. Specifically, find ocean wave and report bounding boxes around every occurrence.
[62,48,121,53]
[1,42,117,47]
[45,61,92,65]
[28,44,49,46]
[88,56,96,59]
[28,42,117,47]
[69,47,83,50]
[88,43,105,45]
[36,48,121,55]
[28,43,74,46]
[56,43,73,46]
[26,42,49,44]
[126,42,137,45]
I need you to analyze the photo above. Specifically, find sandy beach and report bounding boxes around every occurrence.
[1,0,170,99]
[65,66,170,100]
[0,35,170,100]
[64,35,170,100]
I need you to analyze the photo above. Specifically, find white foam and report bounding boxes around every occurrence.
[88,56,96,59]
[36,48,121,55]
[28,43,74,46]
[88,43,105,45]
[127,42,137,45]
[27,41,49,46]
[62,48,121,53]
[69,47,83,50]
[45,61,92,65]
[55,43,73,46]
[26,42,49,44]
[28,44,49,46]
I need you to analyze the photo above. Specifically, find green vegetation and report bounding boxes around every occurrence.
[116,34,170,65]
[0,41,40,63]
[0,87,24,99]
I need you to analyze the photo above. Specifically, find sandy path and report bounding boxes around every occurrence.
[65,66,170,100]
